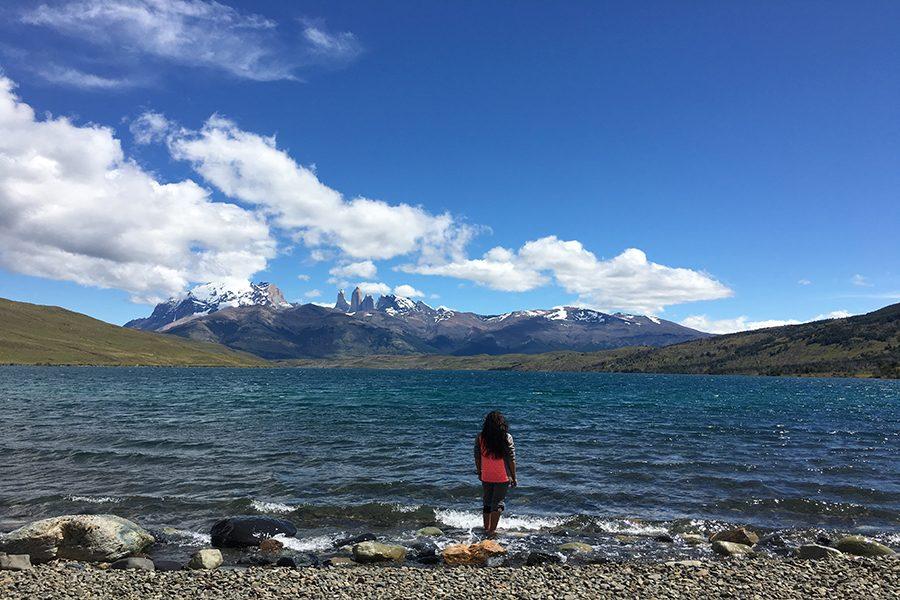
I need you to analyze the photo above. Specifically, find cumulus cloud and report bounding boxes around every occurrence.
[304,289,321,298]
[329,260,377,280]
[798,278,812,286]
[681,310,853,334]
[403,236,732,314]
[356,282,391,297]
[394,284,425,298]
[21,0,361,82]
[296,274,310,281]
[163,114,473,262]
[129,111,172,144]
[0,75,275,302]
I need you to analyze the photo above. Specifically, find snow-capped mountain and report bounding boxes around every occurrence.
[125,281,290,331]
[129,282,710,358]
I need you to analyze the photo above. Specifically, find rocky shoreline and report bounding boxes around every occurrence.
[1,514,897,598]
[1,557,898,599]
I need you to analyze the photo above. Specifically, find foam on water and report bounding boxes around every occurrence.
[66,495,122,504]
[435,509,564,531]
[251,500,294,514]
[167,529,212,546]
[273,533,333,552]
[593,519,668,536]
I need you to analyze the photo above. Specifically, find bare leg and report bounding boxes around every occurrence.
[482,511,490,532]
[488,510,501,534]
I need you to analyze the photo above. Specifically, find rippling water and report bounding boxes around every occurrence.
[1,367,897,560]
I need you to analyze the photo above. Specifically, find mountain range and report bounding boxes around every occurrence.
[125,282,710,359]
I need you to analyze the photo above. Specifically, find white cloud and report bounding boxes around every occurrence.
[21,1,362,82]
[681,310,853,334]
[302,22,363,64]
[798,278,812,285]
[36,64,135,90]
[164,114,473,262]
[851,274,872,287]
[403,236,732,314]
[296,274,310,281]
[356,281,391,297]
[329,260,377,280]
[129,111,171,144]
[304,289,321,298]
[0,75,275,303]
[394,284,424,298]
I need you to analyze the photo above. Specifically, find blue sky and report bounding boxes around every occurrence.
[0,1,897,332]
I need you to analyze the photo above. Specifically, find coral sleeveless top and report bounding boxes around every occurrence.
[479,436,509,483]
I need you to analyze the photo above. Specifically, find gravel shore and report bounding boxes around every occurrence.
[2,556,897,599]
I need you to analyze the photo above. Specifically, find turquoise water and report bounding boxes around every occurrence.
[1,367,897,560]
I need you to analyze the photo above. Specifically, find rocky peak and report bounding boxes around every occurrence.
[335,289,350,312]
[376,294,418,315]
[359,294,375,312]
[350,287,363,312]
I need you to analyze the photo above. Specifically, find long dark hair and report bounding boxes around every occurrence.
[480,411,509,459]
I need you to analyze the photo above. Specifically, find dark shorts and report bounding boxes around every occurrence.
[482,482,509,513]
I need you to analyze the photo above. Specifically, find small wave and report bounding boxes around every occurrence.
[593,519,668,536]
[251,500,294,514]
[273,534,333,552]
[393,504,422,513]
[165,529,212,546]
[65,495,122,504]
[435,509,563,531]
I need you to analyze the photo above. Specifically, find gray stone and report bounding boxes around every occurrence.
[797,544,843,560]
[712,540,753,556]
[415,527,443,537]
[709,527,759,546]
[833,535,895,557]
[679,533,705,546]
[352,541,407,563]
[558,542,593,553]
[0,554,32,571]
[0,515,154,563]
[152,560,182,571]
[109,557,155,571]
[188,548,223,570]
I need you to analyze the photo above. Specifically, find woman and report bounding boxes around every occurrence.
[474,411,517,536]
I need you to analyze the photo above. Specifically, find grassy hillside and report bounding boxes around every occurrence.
[0,298,267,366]
[288,304,900,378]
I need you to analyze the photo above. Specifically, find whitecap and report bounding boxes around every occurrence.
[250,500,294,514]
[65,495,122,504]
[435,509,563,531]
[166,529,212,546]
[272,534,333,552]
[593,518,668,536]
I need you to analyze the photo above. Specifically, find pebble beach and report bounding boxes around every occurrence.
[3,557,899,600]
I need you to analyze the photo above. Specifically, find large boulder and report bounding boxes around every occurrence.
[0,515,154,563]
[352,541,407,563]
[712,540,753,556]
[709,527,759,547]
[442,540,507,566]
[416,527,443,537]
[833,536,895,557]
[210,516,297,548]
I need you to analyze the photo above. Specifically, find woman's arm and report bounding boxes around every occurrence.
[506,434,517,486]
[474,435,482,477]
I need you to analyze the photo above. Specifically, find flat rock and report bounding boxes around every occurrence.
[709,527,759,546]
[109,557,154,571]
[275,557,297,568]
[152,560,182,572]
[258,538,284,555]
[797,544,843,560]
[188,548,223,570]
[210,516,296,548]
[526,551,562,566]
[352,541,407,563]
[334,533,376,548]
[415,527,443,537]
[0,554,32,571]
[665,560,703,567]
[0,515,154,563]
[679,534,705,546]
[833,535,895,557]
[323,557,355,567]
[559,542,593,553]
[442,540,506,566]
[712,540,753,556]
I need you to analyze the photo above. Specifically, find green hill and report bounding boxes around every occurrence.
[289,303,900,378]
[0,298,266,366]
